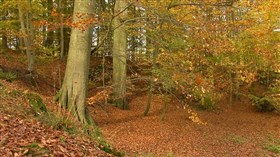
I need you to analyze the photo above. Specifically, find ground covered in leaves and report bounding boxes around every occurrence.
[0,52,280,157]
[0,80,112,157]
[93,96,280,157]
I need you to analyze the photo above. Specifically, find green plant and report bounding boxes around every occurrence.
[265,144,280,154]
[264,136,280,154]
[9,89,23,98]
[227,134,246,144]
[248,94,277,112]
[37,112,78,135]
[0,70,17,82]
[193,87,217,111]
[198,94,216,111]
[24,142,50,156]
[59,137,66,144]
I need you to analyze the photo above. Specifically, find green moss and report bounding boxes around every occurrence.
[0,70,17,82]
[26,93,47,115]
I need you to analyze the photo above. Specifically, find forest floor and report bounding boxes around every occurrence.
[0,51,280,157]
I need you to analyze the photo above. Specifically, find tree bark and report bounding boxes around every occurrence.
[112,0,128,109]
[18,0,35,73]
[58,0,95,124]
[59,0,65,60]
[1,0,8,51]
[1,32,8,51]
[43,0,54,47]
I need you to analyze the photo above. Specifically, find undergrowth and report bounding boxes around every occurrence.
[264,136,280,154]
[24,142,50,156]
[0,70,17,82]
[227,134,246,145]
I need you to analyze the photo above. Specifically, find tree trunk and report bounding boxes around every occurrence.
[1,0,8,51]
[59,0,65,60]
[18,0,35,73]
[58,0,95,124]
[1,32,8,51]
[112,0,128,109]
[43,0,54,47]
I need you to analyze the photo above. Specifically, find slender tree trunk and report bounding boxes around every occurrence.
[59,0,65,60]
[1,0,8,51]
[43,0,54,47]
[112,0,128,109]
[18,0,35,73]
[63,28,71,57]
[58,0,95,124]
[1,33,8,51]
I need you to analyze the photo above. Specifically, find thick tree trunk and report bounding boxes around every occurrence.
[58,0,95,124]
[112,0,128,109]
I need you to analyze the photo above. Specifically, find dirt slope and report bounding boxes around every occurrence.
[0,80,112,157]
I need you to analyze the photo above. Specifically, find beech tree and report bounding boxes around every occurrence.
[18,0,35,73]
[112,0,128,109]
[57,0,95,124]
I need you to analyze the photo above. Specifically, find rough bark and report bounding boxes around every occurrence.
[58,0,95,124]
[112,0,128,109]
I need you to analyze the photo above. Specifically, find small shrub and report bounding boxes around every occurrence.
[248,94,276,112]
[193,87,217,111]
[197,94,216,111]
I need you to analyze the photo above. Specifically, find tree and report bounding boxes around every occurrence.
[112,0,128,109]
[1,0,8,51]
[18,0,35,73]
[57,0,95,124]
[43,0,54,47]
